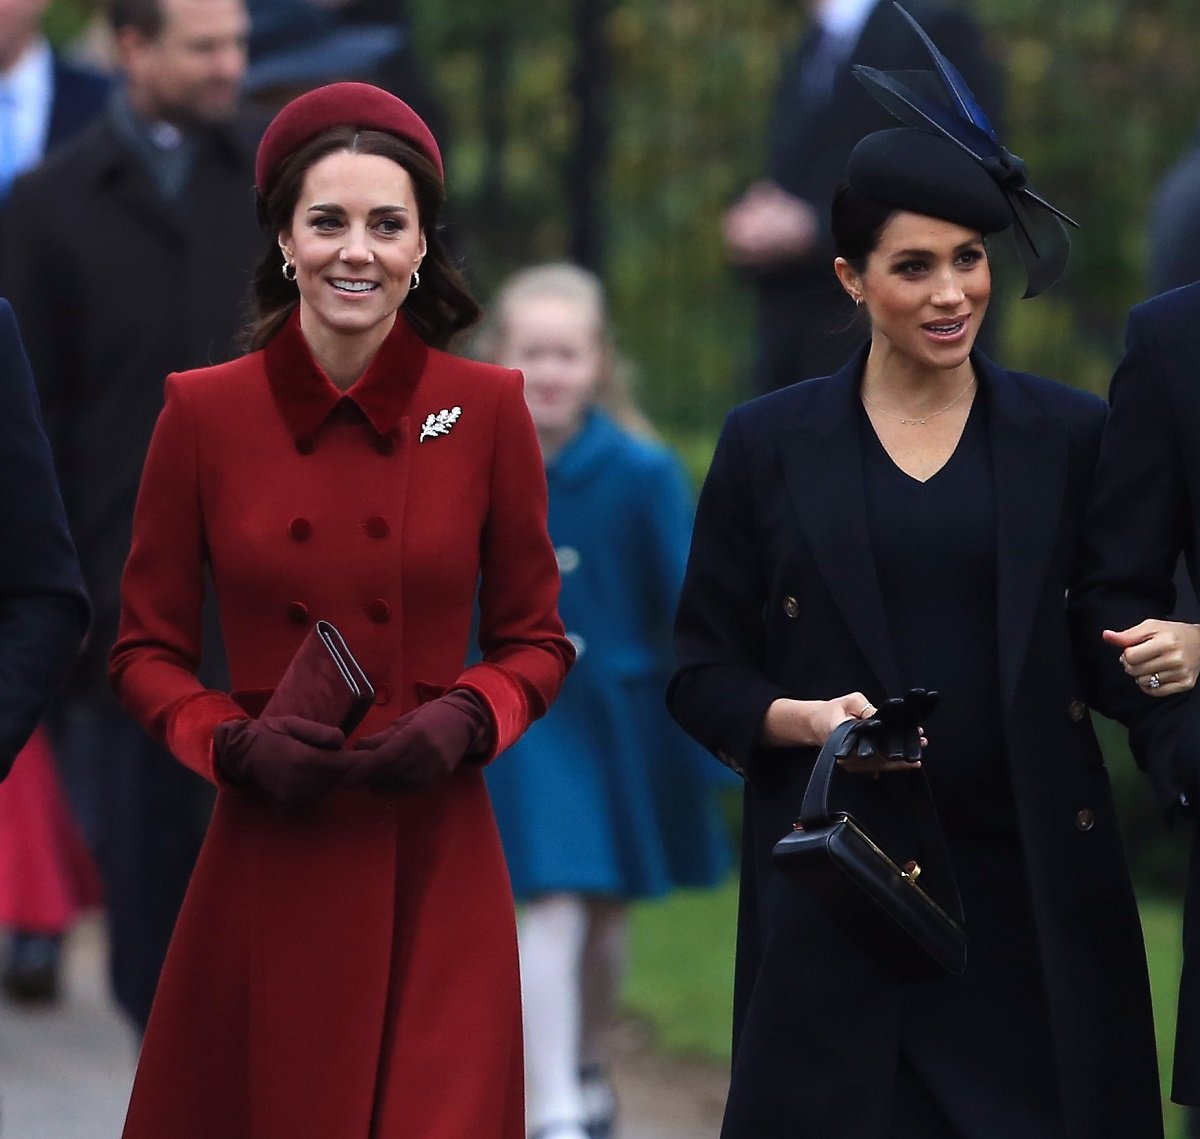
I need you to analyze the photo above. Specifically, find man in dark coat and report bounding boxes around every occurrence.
[723,0,1001,394]
[1072,279,1200,1113]
[0,298,89,777]
[0,0,262,1031]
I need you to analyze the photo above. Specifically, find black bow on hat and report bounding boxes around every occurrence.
[852,3,1077,297]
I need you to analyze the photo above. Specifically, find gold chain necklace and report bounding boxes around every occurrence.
[861,376,976,426]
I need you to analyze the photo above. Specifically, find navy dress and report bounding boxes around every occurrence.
[485,410,730,899]
[860,397,1062,1135]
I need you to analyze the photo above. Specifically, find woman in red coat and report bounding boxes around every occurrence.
[109,83,574,1139]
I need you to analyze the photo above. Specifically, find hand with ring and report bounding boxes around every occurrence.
[1103,619,1200,697]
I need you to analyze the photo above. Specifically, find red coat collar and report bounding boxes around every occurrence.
[263,308,430,447]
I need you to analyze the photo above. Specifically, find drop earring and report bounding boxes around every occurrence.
[281,254,296,282]
[410,269,421,291]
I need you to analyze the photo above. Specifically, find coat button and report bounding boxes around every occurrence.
[1075,808,1095,832]
[295,436,314,455]
[782,596,800,619]
[1067,699,1087,723]
[374,433,396,456]
[286,601,310,625]
[289,517,312,541]
[366,598,391,623]
[373,682,392,706]
[365,516,390,539]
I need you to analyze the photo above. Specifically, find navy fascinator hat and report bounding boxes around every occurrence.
[849,3,1077,297]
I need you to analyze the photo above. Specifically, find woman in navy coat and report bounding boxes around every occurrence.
[480,264,729,1139]
[669,22,1163,1138]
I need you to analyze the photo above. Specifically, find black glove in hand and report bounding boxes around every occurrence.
[348,690,492,792]
[213,715,348,809]
[841,688,939,763]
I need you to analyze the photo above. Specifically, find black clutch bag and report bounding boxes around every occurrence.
[771,714,966,978]
[260,620,375,736]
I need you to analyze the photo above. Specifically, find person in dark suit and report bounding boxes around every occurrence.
[0,299,88,776]
[1071,281,1200,1117]
[0,0,110,203]
[0,0,262,1032]
[670,20,1163,1137]
[723,0,1000,394]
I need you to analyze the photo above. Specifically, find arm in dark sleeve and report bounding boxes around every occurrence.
[1070,302,1195,809]
[0,299,89,777]
[668,410,789,776]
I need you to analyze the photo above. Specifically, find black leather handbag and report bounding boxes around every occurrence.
[771,717,967,978]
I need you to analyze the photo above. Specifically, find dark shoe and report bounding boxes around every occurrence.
[3,931,62,1004]
[579,1064,616,1139]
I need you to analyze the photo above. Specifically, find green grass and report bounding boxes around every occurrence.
[624,880,1193,1137]
[623,875,738,1059]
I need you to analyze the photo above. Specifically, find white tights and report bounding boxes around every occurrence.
[518,894,627,1137]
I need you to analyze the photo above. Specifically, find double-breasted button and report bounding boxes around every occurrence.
[286,601,310,625]
[365,516,390,539]
[1067,699,1087,723]
[1074,808,1095,832]
[289,517,312,541]
[782,596,800,619]
[295,436,314,455]
[373,682,392,706]
[366,598,391,624]
[374,433,396,456]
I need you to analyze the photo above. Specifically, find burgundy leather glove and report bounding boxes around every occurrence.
[213,715,349,809]
[347,690,493,791]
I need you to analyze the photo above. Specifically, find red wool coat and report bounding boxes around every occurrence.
[110,311,573,1139]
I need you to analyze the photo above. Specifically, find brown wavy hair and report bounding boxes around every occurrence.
[243,126,480,352]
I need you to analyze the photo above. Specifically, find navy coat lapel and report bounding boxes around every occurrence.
[781,355,903,697]
[983,356,1068,707]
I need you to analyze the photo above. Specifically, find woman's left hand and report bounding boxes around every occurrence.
[346,689,493,791]
[1103,619,1200,697]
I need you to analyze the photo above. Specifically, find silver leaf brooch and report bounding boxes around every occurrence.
[419,406,462,443]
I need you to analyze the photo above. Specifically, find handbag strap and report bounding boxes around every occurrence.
[798,718,859,828]
[797,717,965,925]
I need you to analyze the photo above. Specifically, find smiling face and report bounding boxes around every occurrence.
[280,148,426,358]
[837,210,991,375]
[497,293,603,455]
